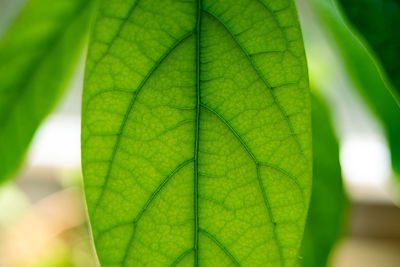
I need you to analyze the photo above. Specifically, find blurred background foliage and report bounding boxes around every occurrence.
[305,0,400,178]
[337,0,400,93]
[0,0,399,266]
[0,0,95,185]
[300,93,348,267]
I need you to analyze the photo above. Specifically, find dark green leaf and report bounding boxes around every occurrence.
[300,93,347,267]
[307,0,400,176]
[336,0,400,93]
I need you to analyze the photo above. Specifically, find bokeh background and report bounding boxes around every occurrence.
[0,0,399,266]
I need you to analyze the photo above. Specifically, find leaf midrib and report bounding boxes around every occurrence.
[91,1,307,266]
[193,0,201,266]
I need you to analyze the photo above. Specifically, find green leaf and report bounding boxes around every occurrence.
[306,0,400,176]
[0,0,26,37]
[0,0,96,183]
[82,0,311,266]
[336,0,400,93]
[300,93,347,267]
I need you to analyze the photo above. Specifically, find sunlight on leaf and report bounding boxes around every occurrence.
[82,0,312,266]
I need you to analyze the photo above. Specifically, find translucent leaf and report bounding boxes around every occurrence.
[82,0,312,266]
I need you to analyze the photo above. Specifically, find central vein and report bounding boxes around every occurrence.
[194,0,202,265]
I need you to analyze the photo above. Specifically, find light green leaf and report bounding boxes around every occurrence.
[0,0,96,182]
[300,93,347,267]
[306,0,400,176]
[336,0,400,93]
[82,0,311,266]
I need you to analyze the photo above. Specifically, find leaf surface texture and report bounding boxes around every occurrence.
[82,0,311,266]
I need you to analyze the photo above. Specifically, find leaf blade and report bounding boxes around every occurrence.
[310,0,400,177]
[0,0,95,182]
[82,0,311,266]
[336,0,400,94]
[300,93,347,267]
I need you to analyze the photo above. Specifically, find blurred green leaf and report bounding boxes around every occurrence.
[0,0,96,183]
[300,93,347,267]
[336,0,400,93]
[307,0,400,176]
[0,0,26,37]
[82,0,312,265]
